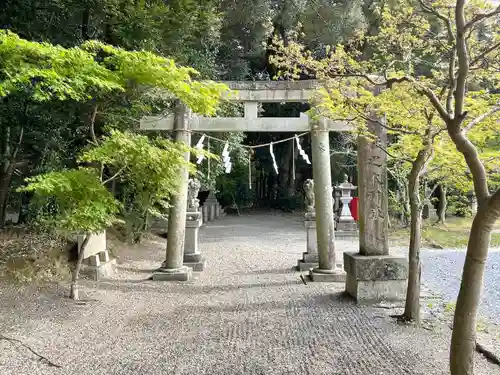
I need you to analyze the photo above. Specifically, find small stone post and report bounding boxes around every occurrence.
[344,115,407,302]
[202,204,209,224]
[153,104,192,281]
[422,185,437,220]
[205,191,218,221]
[297,180,319,271]
[183,178,206,271]
[336,174,358,237]
[309,118,345,282]
[333,188,341,218]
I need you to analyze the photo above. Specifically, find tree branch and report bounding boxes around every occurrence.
[454,0,469,120]
[102,167,125,185]
[465,5,500,30]
[375,143,413,163]
[418,87,451,122]
[0,335,63,368]
[89,104,99,144]
[470,41,500,68]
[419,0,454,42]
[463,105,500,134]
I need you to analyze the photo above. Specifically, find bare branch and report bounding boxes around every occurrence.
[0,335,63,368]
[375,143,414,163]
[463,105,500,133]
[418,86,451,122]
[102,167,125,185]
[454,0,469,120]
[419,0,454,42]
[470,41,500,68]
[465,5,500,30]
[89,104,99,144]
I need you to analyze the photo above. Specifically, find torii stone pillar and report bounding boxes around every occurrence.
[309,118,346,282]
[153,104,192,281]
[343,116,407,302]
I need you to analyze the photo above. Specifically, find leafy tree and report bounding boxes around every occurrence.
[80,130,198,242]
[0,31,227,226]
[18,168,120,299]
[18,129,211,298]
[272,0,500,372]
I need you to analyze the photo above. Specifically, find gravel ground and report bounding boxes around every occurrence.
[421,249,500,325]
[0,212,497,375]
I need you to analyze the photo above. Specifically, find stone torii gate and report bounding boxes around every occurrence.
[141,80,407,303]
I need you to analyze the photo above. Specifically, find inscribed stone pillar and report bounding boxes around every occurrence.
[309,118,345,282]
[153,104,192,281]
[344,115,407,302]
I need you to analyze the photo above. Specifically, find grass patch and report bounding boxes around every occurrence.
[389,216,500,248]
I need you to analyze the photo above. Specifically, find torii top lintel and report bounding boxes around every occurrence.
[220,80,323,102]
[140,80,353,132]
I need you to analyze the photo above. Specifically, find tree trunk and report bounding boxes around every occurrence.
[70,234,90,300]
[450,189,500,374]
[437,185,447,224]
[403,162,423,323]
[0,162,15,227]
[402,180,411,226]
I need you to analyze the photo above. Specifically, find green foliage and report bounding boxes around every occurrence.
[80,130,192,219]
[0,30,121,101]
[0,30,228,114]
[448,194,473,218]
[16,129,200,240]
[18,168,120,233]
[216,161,255,209]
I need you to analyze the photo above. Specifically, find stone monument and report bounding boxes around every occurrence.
[344,117,407,302]
[297,179,319,271]
[183,178,206,271]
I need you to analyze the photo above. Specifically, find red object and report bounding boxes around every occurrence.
[349,197,359,221]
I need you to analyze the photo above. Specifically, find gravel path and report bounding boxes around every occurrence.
[421,249,500,324]
[0,213,497,374]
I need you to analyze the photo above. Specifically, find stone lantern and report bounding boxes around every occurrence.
[335,174,357,232]
[184,178,206,271]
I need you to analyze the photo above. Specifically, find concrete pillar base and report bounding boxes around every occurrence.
[337,220,358,232]
[184,259,207,272]
[309,268,346,282]
[81,258,117,280]
[335,230,359,240]
[152,266,192,281]
[297,261,318,271]
[343,252,408,303]
[183,253,206,271]
[297,252,319,271]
